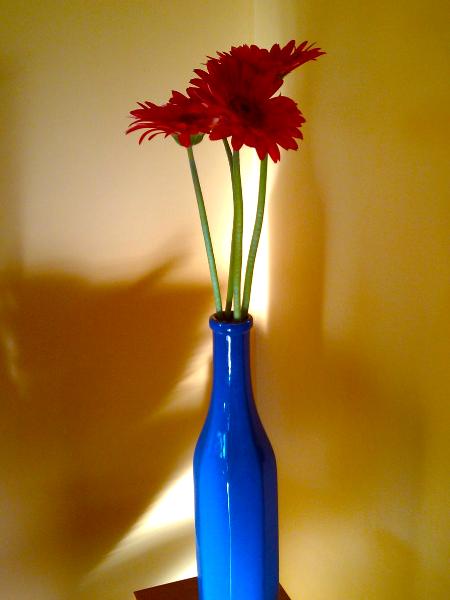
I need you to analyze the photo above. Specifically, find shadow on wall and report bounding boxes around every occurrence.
[0,264,210,599]
[0,55,211,599]
[253,70,426,599]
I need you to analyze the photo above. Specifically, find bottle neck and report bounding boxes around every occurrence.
[209,316,254,408]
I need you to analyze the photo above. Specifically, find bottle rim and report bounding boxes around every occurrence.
[209,313,253,334]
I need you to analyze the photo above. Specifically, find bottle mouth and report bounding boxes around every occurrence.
[209,313,253,334]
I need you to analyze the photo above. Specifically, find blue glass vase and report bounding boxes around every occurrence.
[194,315,278,599]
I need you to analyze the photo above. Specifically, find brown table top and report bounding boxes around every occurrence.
[134,577,291,599]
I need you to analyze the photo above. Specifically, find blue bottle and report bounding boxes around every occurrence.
[194,315,278,599]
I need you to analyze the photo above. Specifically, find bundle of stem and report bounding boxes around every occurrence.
[187,141,268,322]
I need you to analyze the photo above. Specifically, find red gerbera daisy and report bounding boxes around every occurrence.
[126,90,213,147]
[188,40,323,161]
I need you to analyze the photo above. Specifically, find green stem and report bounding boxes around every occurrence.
[223,140,235,318]
[241,156,268,319]
[230,150,244,321]
[187,146,223,316]
[223,138,233,173]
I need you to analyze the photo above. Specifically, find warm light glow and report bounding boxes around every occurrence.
[85,152,275,585]
[86,467,194,579]
[83,168,274,581]
[153,338,211,419]
[164,557,197,583]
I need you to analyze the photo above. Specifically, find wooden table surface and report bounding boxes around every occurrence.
[134,577,291,599]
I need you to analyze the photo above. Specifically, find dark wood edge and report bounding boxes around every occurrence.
[134,576,291,599]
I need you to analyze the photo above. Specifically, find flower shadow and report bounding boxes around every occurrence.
[0,264,210,596]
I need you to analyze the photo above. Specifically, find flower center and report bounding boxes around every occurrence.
[180,111,200,124]
[229,96,263,127]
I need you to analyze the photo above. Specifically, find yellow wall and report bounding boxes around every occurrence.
[0,1,448,599]
[255,2,449,599]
